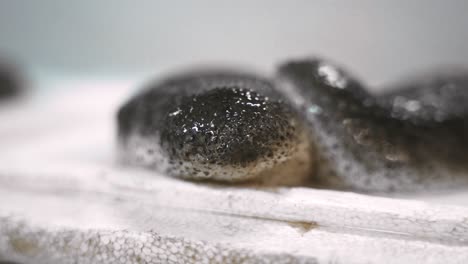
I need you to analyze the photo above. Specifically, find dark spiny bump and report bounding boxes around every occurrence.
[160,87,295,166]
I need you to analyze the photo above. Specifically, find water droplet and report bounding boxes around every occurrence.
[405,100,421,112]
[308,105,322,114]
[317,63,348,89]
[169,108,182,116]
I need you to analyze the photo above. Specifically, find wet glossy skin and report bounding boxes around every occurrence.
[277,59,468,192]
[376,71,468,124]
[118,72,310,184]
[118,58,468,193]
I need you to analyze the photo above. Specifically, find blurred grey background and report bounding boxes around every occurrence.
[0,0,468,87]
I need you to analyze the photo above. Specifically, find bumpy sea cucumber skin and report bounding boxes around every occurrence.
[117,71,305,182]
[276,59,468,192]
[119,61,468,191]
[376,71,468,124]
